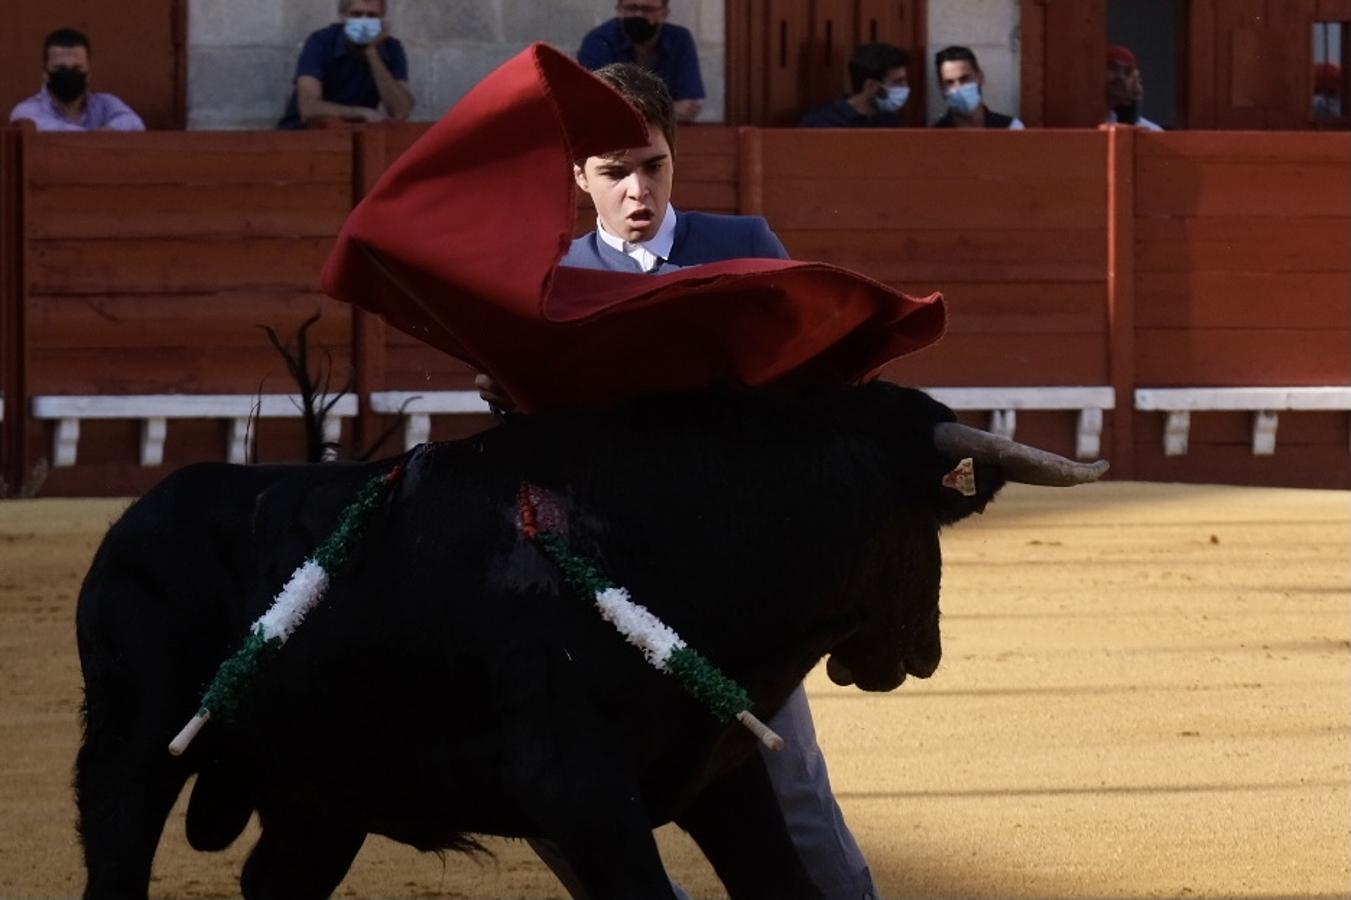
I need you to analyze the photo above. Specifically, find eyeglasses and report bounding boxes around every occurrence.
[618,2,664,15]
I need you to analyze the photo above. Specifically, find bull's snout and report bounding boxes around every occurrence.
[826,652,938,692]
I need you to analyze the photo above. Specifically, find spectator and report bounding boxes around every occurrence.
[9,29,145,132]
[1105,45,1163,130]
[578,1,705,122]
[278,0,413,129]
[932,45,1024,129]
[800,42,911,127]
[1313,62,1343,118]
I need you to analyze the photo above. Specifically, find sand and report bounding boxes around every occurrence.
[1,482,1346,899]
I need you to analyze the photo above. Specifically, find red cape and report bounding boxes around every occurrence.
[322,43,945,413]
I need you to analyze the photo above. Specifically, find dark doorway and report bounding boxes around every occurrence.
[1108,0,1184,128]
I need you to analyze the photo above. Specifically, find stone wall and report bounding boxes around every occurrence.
[188,0,726,129]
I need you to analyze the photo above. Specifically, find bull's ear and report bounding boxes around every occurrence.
[934,465,1007,526]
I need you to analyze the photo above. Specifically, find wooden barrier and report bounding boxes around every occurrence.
[1132,131,1351,488]
[0,124,1346,495]
[22,130,356,495]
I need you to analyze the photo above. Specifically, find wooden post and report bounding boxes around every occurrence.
[1105,124,1136,479]
[1041,0,1107,126]
[351,126,389,456]
[1019,0,1047,127]
[0,128,28,494]
[736,126,764,216]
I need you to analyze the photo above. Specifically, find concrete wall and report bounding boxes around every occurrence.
[926,0,1022,124]
[187,0,725,129]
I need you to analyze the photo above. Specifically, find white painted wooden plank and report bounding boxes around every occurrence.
[322,417,342,461]
[1163,411,1190,457]
[139,418,167,467]
[368,391,491,415]
[1251,411,1279,456]
[227,418,251,465]
[1075,408,1103,459]
[1135,387,1351,411]
[53,418,79,467]
[31,394,357,419]
[923,386,1116,410]
[989,409,1017,439]
[404,413,431,452]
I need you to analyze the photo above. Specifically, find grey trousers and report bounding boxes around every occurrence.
[531,682,878,899]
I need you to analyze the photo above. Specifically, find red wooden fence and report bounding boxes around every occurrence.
[0,124,1346,495]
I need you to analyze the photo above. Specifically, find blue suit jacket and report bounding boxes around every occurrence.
[561,210,789,273]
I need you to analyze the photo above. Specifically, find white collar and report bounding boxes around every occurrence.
[596,205,677,272]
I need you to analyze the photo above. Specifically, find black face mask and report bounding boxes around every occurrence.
[621,16,659,44]
[47,68,87,104]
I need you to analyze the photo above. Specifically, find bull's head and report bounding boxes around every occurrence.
[822,385,1108,692]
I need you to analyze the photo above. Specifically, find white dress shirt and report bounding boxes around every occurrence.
[596,206,678,272]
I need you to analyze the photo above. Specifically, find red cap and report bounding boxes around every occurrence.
[1106,45,1137,68]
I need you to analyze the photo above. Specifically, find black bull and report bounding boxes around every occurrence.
[74,384,1105,899]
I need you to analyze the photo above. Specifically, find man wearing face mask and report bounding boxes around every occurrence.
[800,42,911,128]
[931,45,1024,129]
[9,29,144,132]
[278,0,413,129]
[578,1,706,122]
[1105,45,1163,130]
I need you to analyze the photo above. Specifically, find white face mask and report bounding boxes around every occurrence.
[945,81,981,115]
[344,16,382,45]
[876,84,910,113]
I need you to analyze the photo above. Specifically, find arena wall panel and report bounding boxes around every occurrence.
[1130,130,1350,488]
[1,125,1346,495]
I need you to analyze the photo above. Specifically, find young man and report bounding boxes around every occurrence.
[1105,45,1164,131]
[800,42,911,128]
[931,45,1024,129]
[277,0,414,129]
[577,0,705,122]
[564,65,784,272]
[9,29,145,132]
[512,63,880,900]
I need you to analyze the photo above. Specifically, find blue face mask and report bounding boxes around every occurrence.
[344,16,382,45]
[875,84,910,113]
[945,81,982,115]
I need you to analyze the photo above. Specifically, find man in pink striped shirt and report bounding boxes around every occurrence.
[9,29,145,132]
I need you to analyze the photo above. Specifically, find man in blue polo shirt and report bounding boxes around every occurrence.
[578,0,705,122]
[278,0,414,129]
[800,42,911,128]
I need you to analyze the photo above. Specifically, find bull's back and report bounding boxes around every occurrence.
[76,463,311,688]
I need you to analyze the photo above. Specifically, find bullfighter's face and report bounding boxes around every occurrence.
[573,124,675,245]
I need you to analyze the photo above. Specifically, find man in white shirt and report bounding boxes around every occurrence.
[1106,45,1164,131]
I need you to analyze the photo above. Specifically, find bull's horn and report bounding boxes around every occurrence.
[932,422,1109,486]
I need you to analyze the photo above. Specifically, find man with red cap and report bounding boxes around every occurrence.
[1106,45,1163,131]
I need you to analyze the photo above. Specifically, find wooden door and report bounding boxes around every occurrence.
[1190,0,1351,128]
[2,0,185,130]
[1022,0,1109,127]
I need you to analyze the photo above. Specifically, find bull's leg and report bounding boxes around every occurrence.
[239,808,366,900]
[75,722,191,899]
[537,790,679,900]
[498,647,678,900]
[675,754,824,900]
[75,651,194,900]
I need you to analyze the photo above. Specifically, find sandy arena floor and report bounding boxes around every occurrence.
[0,482,1346,899]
